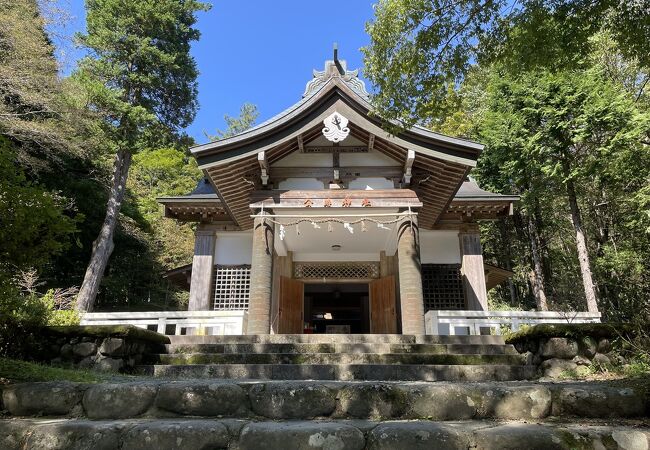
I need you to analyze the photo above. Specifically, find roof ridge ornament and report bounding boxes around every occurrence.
[302,45,370,99]
[322,111,350,142]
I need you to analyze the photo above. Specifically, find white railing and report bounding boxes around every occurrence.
[425,310,601,336]
[80,310,248,336]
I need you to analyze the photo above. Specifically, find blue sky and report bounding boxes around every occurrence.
[52,0,376,144]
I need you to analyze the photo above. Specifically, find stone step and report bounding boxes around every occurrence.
[2,418,648,450]
[167,334,506,345]
[3,380,645,421]
[138,363,537,381]
[165,342,520,356]
[152,352,525,366]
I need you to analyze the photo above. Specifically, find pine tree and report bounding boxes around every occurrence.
[75,0,209,312]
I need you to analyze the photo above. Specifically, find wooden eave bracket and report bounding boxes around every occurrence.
[297,134,304,153]
[403,150,415,185]
[258,151,269,186]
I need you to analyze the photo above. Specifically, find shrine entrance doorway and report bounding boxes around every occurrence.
[303,283,369,334]
[276,272,398,334]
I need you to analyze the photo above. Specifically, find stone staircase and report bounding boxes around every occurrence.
[2,379,648,449]
[4,334,647,449]
[138,334,537,381]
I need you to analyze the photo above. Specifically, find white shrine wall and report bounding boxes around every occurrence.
[271,151,331,167]
[339,150,398,167]
[213,232,253,265]
[278,178,325,190]
[211,227,461,265]
[419,230,461,264]
[347,177,395,190]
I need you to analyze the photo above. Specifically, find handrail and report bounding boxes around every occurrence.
[81,310,248,336]
[425,310,601,336]
[81,310,246,319]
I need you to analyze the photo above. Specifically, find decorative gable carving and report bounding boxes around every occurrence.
[322,112,350,143]
[303,59,370,99]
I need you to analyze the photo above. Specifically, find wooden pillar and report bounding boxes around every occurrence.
[460,230,488,311]
[246,214,275,334]
[379,250,398,277]
[188,226,216,311]
[397,219,425,334]
[270,251,293,334]
[380,250,400,332]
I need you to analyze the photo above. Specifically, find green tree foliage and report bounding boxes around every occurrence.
[131,148,200,222]
[0,0,87,293]
[0,138,78,275]
[77,0,209,133]
[121,147,201,307]
[472,66,650,315]
[366,2,650,320]
[0,0,73,157]
[206,103,259,141]
[1,0,215,313]
[74,0,209,311]
[363,0,650,126]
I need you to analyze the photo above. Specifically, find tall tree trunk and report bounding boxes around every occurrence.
[527,214,548,311]
[533,199,552,282]
[565,174,599,313]
[498,220,518,304]
[76,149,132,312]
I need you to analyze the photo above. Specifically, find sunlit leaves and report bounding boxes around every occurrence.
[363,0,650,127]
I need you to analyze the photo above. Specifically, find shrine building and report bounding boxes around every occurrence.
[158,53,517,335]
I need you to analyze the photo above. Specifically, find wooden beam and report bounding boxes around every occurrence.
[297,134,304,153]
[403,149,415,185]
[250,188,421,200]
[302,145,367,153]
[269,166,403,179]
[258,151,269,185]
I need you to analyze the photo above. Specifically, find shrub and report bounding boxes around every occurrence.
[0,274,80,359]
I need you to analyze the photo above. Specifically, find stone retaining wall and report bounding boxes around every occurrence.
[2,380,646,420]
[30,325,169,373]
[505,324,626,378]
[2,418,648,450]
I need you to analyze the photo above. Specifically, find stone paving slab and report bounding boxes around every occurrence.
[1,418,648,450]
[142,363,536,381]
[2,380,646,421]
[164,342,520,356]
[153,352,525,366]
[167,334,507,345]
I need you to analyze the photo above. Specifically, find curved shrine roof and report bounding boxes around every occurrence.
[171,55,514,229]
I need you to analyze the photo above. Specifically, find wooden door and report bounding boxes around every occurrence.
[369,275,397,333]
[278,276,304,333]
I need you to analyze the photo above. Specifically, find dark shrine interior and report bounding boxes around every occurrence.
[303,283,369,333]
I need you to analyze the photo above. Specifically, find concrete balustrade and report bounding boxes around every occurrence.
[425,310,602,336]
[80,310,248,336]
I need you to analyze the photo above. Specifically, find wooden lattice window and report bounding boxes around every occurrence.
[213,265,251,310]
[422,264,466,311]
[294,262,380,280]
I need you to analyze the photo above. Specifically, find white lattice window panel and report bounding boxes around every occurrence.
[213,265,251,310]
[294,262,379,280]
